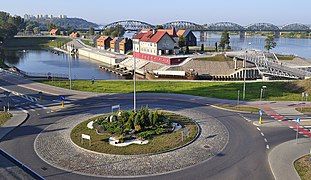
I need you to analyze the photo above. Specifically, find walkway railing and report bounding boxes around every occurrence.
[19,70,69,79]
[234,51,311,79]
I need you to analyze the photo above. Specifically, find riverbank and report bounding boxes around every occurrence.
[2,36,71,50]
[39,79,311,101]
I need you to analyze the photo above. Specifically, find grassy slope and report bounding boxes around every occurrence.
[40,80,310,101]
[195,55,232,61]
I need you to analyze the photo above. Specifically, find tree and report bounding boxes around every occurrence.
[89,27,95,35]
[48,23,57,31]
[264,35,277,52]
[178,35,186,48]
[156,25,164,29]
[200,44,204,52]
[33,27,41,34]
[219,31,230,51]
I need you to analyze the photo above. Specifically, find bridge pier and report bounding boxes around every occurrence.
[239,31,246,39]
[274,31,280,38]
[200,31,208,42]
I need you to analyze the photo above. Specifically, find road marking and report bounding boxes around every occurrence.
[256,127,261,131]
[266,145,270,149]
[35,104,48,110]
[289,126,293,129]
[17,107,28,113]
[261,132,265,136]
[264,138,268,143]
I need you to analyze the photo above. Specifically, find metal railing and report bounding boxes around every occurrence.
[235,52,311,79]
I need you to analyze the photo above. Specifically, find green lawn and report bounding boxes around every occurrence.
[296,107,311,114]
[70,112,198,155]
[216,104,260,113]
[40,80,310,101]
[294,155,311,180]
[277,54,295,61]
[0,112,12,127]
[0,59,10,69]
[81,39,95,47]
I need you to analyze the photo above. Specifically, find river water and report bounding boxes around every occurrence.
[1,49,122,80]
[1,34,310,80]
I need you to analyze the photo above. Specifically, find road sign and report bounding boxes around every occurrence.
[82,134,91,140]
[60,96,65,101]
[295,117,301,123]
[259,110,263,116]
[111,105,120,113]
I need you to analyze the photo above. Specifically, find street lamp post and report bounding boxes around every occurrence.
[68,56,72,90]
[243,59,246,100]
[133,56,136,112]
[260,86,267,101]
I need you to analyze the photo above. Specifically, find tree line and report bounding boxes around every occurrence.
[0,11,24,42]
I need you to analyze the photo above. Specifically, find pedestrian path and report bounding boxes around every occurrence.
[268,138,311,180]
[0,110,28,140]
[261,105,311,138]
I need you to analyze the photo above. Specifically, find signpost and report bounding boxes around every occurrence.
[3,91,10,112]
[259,109,263,124]
[60,96,65,107]
[111,104,120,113]
[295,117,301,144]
[81,134,91,146]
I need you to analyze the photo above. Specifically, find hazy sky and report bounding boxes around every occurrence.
[1,0,310,25]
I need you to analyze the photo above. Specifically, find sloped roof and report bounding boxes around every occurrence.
[50,29,58,34]
[158,27,178,37]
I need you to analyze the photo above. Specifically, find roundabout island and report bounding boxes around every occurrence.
[34,104,229,177]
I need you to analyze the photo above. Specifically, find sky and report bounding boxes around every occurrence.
[1,0,310,26]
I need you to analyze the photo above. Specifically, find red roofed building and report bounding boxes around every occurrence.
[69,32,80,38]
[133,29,185,65]
[50,29,60,36]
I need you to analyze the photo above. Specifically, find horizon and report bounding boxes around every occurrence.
[1,0,310,26]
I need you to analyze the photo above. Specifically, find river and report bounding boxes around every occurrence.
[0,49,123,80]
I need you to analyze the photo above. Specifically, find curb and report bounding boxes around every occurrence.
[211,105,256,114]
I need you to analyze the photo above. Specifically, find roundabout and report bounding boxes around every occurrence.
[34,104,229,177]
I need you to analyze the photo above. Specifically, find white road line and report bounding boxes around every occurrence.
[17,107,28,113]
[289,126,293,129]
[266,145,270,149]
[261,132,265,136]
[264,138,268,143]
[35,104,48,110]
[303,126,311,128]
[257,127,261,131]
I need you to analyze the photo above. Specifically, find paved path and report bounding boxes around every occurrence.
[269,138,311,180]
[0,110,28,140]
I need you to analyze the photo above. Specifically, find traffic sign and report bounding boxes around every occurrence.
[60,96,65,101]
[259,110,263,116]
[295,117,301,123]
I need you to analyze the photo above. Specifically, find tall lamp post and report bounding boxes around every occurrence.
[243,58,246,100]
[133,56,136,112]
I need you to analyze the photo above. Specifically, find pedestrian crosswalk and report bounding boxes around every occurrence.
[16,103,49,114]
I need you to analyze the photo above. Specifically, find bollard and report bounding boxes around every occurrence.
[61,101,64,107]
[259,116,263,124]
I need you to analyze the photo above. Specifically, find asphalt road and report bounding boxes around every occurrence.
[0,79,297,180]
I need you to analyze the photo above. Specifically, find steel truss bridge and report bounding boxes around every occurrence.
[227,51,311,80]
[101,20,310,32]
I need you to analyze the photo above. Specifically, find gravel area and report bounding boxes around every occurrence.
[34,106,228,177]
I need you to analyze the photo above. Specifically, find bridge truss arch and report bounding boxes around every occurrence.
[246,23,280,31]
[162,21,204,31]
[281,23,310,31]
[103,20,155,31]
[205,22,245,31]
